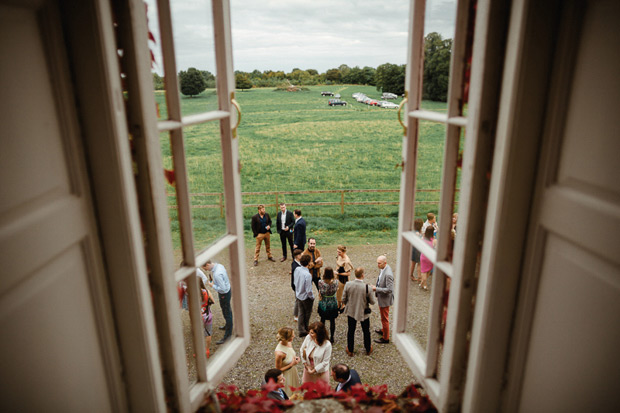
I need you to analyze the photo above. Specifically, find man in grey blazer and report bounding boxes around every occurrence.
[372,255,394,344]
[342,267,376,356]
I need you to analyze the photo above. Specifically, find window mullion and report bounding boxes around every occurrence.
[156,0,195,265]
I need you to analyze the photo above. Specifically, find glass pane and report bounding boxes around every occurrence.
[404,237,433,355]
[415,121,445,228]
[183,124,228,254]
[178,274,198,387]
[200,247,237,369]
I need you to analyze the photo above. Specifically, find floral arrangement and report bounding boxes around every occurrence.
[205,380,436,412]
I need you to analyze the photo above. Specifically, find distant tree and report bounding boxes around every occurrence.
[362,66,376,86]
[338,64,351,81]
[306,69,319,76]
[375,63,406,95]
[179,67,206,97]
[235,73,253,90]
[423,32,452,101]
[152,72,164,90]
[200,70,216,88]
[325,68,341,83]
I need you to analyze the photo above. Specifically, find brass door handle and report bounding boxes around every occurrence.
[231,92,241,138]
[397,93,408,136]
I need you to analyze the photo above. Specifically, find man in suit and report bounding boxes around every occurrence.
[342,267,376,356]
[294,254,314,337]
[251,204,276,266]
[293,209,306,251]
[263,368,289,401]
[373,255,394,344]
[276,202,295,262]
[331,364,362,392]
[302,237,323,291]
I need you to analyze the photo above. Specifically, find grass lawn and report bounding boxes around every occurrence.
[154,85,460,254]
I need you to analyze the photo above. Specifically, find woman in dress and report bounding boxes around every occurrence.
[300,322,332,385]
[335,245,353,310]
[274,327,300,396]
[317,267,339,343]
[409,218,424,282]
[419,226,437,291]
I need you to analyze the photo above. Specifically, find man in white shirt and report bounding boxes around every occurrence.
[202,260,233,345]
[276,203,295,261]
[294,254,314,337]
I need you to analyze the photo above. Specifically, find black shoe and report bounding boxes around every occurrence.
[374,338,390,344]
[216,338,227,345]
[219,326,226,330]
[268,257,276,262]
[374,329,383,335]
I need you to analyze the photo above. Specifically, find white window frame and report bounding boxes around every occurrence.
[113,0,248,410]
[393,0,510,410]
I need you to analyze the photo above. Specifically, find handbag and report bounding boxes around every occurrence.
[364,284,372,314]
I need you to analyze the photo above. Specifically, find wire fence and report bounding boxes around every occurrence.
[167,188,458,217]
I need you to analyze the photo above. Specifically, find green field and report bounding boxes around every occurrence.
[155,85,458,253]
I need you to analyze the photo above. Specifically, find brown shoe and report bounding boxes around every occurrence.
[366,345,374,356]
[253,260,258,266]
[280,257,287,262]
[374,338,390,344]
[268,257,276,262]
[345,349,354,357]
[374,329,383,335]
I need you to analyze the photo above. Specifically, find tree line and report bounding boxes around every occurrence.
[153,33,451,102]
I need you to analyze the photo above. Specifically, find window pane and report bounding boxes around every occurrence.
[199,247,237,370]
[404,237,433,355]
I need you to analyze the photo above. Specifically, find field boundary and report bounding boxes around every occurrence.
[167,188,458,216]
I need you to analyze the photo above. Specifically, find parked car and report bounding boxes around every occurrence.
[328,99,347,106]
[321,91,334,96]
[352,92,363,98]
[380,101,399,109]
[382,92,398,99]
[357,95,368,102]
[367,99,379,106]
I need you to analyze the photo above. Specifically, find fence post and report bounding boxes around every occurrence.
[219,193,223,218]
[341,191,344,214]
[275,192,278,210]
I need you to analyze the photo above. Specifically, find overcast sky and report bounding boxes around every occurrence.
[146,0,456,75]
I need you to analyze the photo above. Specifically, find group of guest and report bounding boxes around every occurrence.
[410,212,458,290]
[251,203,306,267]
[267,323,362,399]
[177,260,234,358]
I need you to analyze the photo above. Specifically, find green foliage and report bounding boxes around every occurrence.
[235,73,253,90]
[179,67,207,97]
[423,32,452,102]
[375,63,406,95]
[201,70,216,88]
[154,86,458,251]
[152,73,164,90]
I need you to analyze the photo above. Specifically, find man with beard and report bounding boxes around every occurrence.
[302,237,323,291]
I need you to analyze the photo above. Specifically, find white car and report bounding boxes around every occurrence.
[380,101,399,109]
[382,92,398,99]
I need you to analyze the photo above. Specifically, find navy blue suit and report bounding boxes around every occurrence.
[336,369,362,392]
[293,217,306,251]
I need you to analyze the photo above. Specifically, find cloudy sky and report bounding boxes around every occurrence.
[146,0,456,75]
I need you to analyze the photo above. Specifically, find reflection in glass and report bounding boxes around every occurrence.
[404,238,432,355]
[200,248,236,369]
